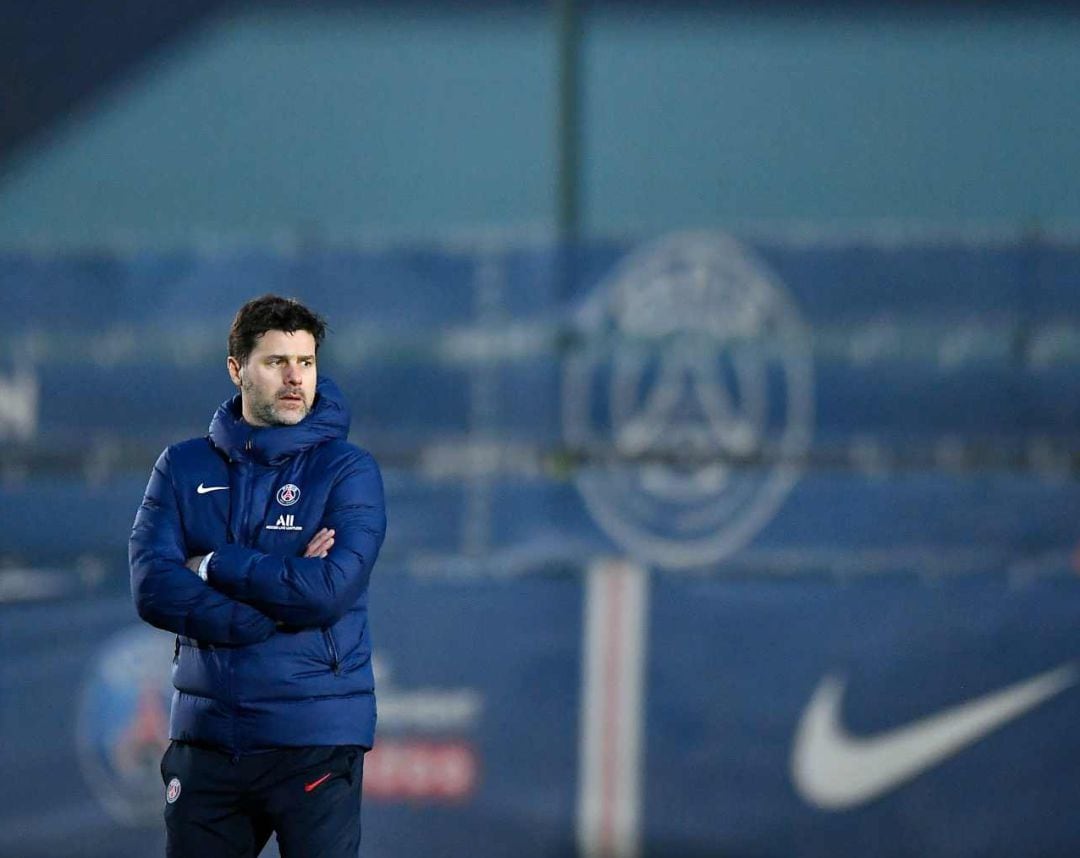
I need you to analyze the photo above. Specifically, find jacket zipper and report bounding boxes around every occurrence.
[323,628,341,674]
[241,454,256,545]
[229,442,254,757]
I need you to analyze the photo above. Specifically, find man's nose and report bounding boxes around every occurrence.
[284,363,303,384]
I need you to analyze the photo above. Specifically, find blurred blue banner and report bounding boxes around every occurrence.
[646,572,1080,858]
[2,231,1080,856]
[3,571,1080,856]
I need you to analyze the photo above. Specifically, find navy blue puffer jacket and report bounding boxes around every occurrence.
[130,378,386,753]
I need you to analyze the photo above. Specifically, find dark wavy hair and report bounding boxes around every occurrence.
[228,295,328,364]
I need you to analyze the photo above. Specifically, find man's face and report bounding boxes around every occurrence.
[227,329,317,427]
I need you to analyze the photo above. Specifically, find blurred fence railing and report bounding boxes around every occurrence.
[2,231,1079,578]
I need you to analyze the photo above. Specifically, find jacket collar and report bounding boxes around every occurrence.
[208,376,350,465]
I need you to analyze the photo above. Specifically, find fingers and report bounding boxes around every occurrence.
[303,528,335,558]
[304,531,333,558]
[304,528,334,558]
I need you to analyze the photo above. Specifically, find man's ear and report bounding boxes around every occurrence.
[227,356,242,388]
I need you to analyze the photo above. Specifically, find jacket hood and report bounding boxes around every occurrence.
[208,376,351,465]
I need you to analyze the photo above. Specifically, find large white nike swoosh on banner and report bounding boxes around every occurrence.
[791,662,1077,810]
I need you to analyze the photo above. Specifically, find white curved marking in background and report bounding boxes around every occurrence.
[792,663,1078,810]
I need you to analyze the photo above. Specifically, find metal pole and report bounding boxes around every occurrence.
[555,0,581,244]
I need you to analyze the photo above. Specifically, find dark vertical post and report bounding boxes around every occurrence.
[555,0,581,245]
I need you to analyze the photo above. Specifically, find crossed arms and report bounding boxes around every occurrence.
[130,447,386,646]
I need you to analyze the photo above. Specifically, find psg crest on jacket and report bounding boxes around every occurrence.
[277,484,301,506]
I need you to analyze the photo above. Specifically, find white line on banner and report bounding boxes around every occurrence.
[577,559,648,858]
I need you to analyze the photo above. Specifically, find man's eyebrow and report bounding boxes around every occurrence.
[265,353,317,360]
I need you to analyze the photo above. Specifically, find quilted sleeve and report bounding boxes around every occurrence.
[129,447,277,645]
[207,449,386,628]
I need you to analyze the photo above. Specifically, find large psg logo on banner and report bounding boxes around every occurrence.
[563,232,814,569]
[76,625,174,826]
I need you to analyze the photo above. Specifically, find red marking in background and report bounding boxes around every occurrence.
[127,684,169,745]
[365,740,478,802]
[113,683,170,775]
[599,569,625,857]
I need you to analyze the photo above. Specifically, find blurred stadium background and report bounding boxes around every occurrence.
[3,1,1080,856]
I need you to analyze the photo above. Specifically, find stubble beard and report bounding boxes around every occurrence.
[242,378,309,427]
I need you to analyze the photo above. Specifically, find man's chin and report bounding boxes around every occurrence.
[270,404,309,426]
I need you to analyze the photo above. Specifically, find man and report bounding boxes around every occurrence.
[130,295,386,857]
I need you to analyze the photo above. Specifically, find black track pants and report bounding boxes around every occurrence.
[161,741,366,858]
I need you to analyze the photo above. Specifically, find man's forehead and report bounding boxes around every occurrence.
[250,329,317,356]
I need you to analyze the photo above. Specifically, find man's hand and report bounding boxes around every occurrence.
[184,530,332,578]
[304,528,335,558]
